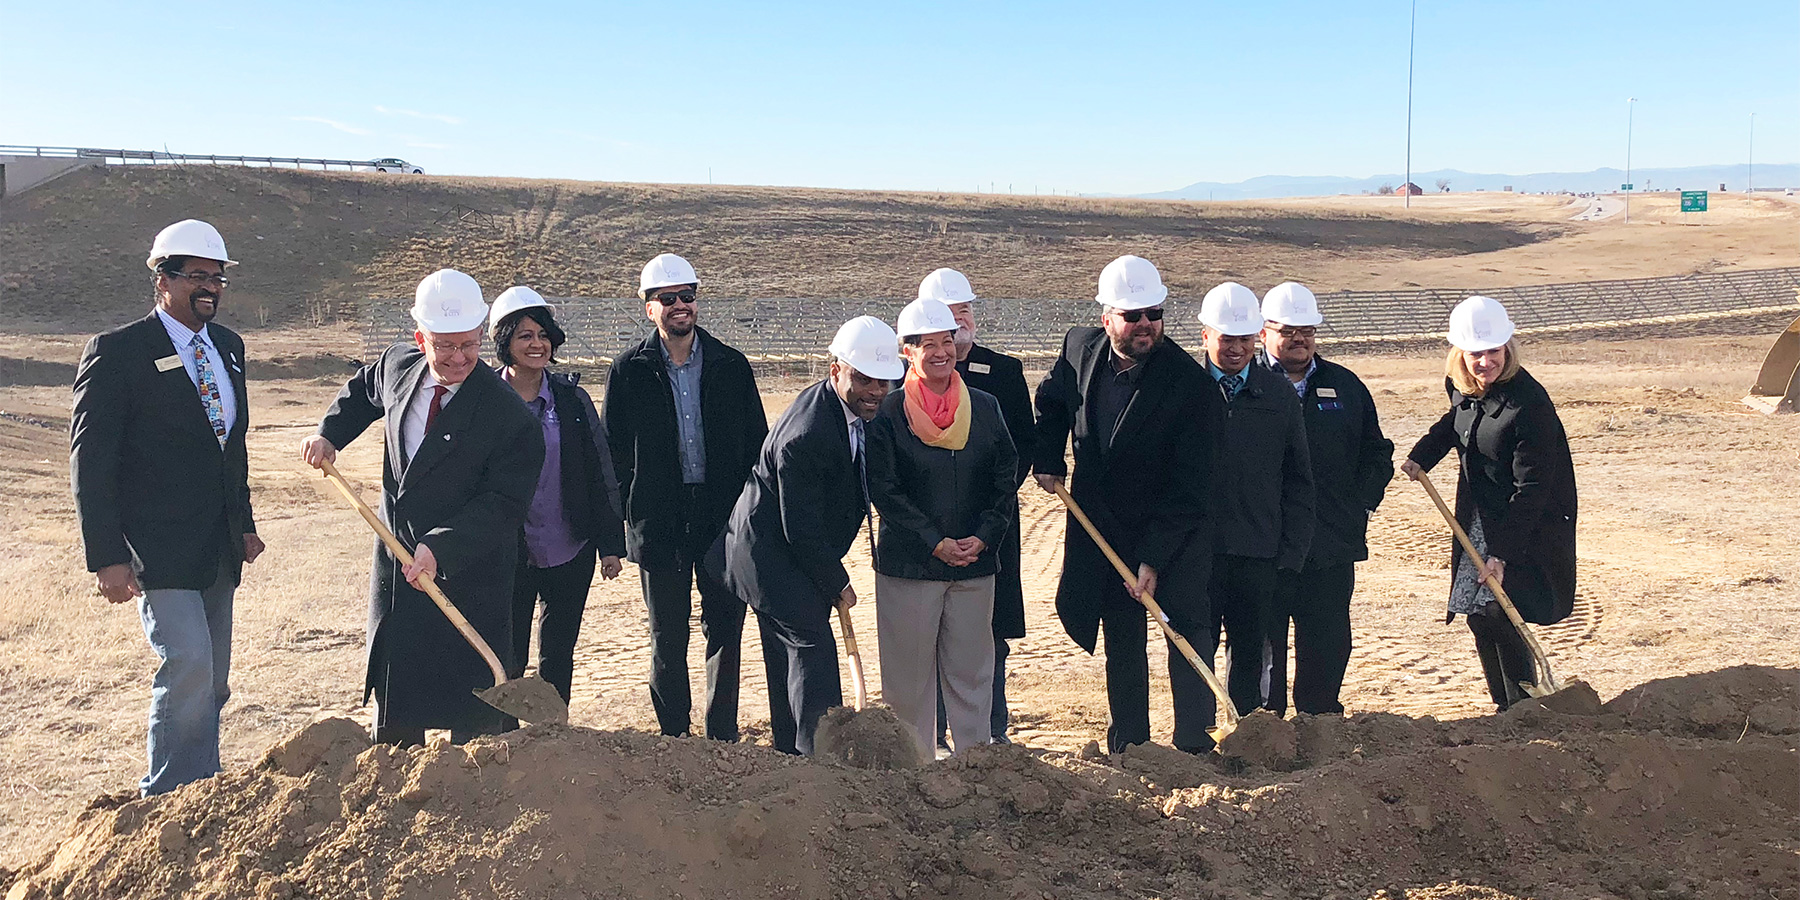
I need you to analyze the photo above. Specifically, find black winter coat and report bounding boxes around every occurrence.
[956,343,1034,638]
[1254,355,1394,568]
[1210,361,1316,571]
[866,384,1018,582]
[1033,329,1216,653]
[1407,368,1577,625]
[602,327,767,568]
[541,372,627,560]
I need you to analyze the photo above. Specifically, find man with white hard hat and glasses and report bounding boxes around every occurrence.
[72,219,264,795]
[1198,282,1314,728]
[604,253,767,741]
[1032,255,1218,753]
[922,267,1036,748]
[1254,282,1393,717]
[301,270,545,745]
[721,317,902,755]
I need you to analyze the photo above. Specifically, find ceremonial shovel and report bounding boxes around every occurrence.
[837,600,868,710]
[1415,471,1569,698]
[1052,483,1237,744]
[318,458,569,725]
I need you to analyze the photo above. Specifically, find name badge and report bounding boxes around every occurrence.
[1316,387,1338,398]
[154,355,184,372]
[969,362,991,374]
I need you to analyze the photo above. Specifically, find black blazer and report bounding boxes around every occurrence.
[1407,368,1577,625]
[316,344,545,730]
[602,327,767,569]
[1255,355,1394,568]
[1210,360,1316,571]
[71,312,254,590]
[543,372,627,560]
[723,379,867,624]
[1033,328,1216,652]
[957,342,1035,639]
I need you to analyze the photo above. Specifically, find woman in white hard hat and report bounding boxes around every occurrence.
[865,297,1018,760]
[1400,296,1577,711]
[489,287,627,708]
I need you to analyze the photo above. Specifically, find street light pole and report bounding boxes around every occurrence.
[1748,112,1756,195]
[1624,97,1636,224]
[1405,0,1416,210]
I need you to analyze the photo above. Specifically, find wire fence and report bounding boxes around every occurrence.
[362,266,1800,376]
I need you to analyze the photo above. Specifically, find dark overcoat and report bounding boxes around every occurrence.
[722,379,867,625]
[1032,328,1217,653]
[1210,362,1316,569]
[316,343,544,731]
[71,312,255,590]
[957,343,1034,639]
[1406,368,1577,625]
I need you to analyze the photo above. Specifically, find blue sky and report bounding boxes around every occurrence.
[4,0,1794,194]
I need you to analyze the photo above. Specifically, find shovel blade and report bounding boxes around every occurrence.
[476,676,569,725]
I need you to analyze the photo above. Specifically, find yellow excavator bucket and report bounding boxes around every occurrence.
[1743,308,1800,415]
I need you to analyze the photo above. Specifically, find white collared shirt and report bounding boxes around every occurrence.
[401,369,461,461]
[156,308,238,434]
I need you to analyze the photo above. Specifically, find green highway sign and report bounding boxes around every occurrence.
[1621,183,1634,191]
[1681,190,1709,213]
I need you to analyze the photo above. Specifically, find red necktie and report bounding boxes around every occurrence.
[425,385,448,432]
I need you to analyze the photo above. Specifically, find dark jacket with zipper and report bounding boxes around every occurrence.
[541,371,627,561]
[865,384,1017,582]
[602,327,767,569]
[1255,354,1394,569]
[1407,368,1577,625]
[1210,360,1316,571]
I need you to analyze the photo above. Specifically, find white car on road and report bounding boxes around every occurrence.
[369,157,424,174]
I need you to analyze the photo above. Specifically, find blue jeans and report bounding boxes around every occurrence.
[137,560,235,796]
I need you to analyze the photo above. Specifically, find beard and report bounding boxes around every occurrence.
[188,290,220,324]
[953,325,975,354]
[1110,327,1163,361]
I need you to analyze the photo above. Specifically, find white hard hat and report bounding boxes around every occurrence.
[640,253,700,295]
[147,219,236,270]
[410,269,488,333]
[1095,255,1168,310]
[829,315,904,380]
[489,285,551,335]
[897,297,959,339]
[1261,282,1323,327]
[1198,282,1263,337]
[917,268,977,305]
[1447,295,1515,352]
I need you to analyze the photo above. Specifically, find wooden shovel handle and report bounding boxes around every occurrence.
[837,599,867,711]
[1052,482,1239,731]
[318,457,508,686]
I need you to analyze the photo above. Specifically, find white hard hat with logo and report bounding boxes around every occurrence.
[1448,295,1515,351]
[829,316,905,380]
[489,285,550,335]
[1198,282,1262,337]
[147,219,236,270]
[897,297,959,339]
[918,268,977,305]
[1095,255,1168,310]
[640,253,700,296]
[411,269,489,333]
[1262,282,1324,327]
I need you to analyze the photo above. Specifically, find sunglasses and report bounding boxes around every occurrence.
[651,290,698,305]
[1116,307,1165,323]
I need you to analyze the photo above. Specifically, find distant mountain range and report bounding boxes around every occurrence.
[1134,164,1800,201]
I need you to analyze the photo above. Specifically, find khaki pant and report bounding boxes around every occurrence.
[875,574,995,760]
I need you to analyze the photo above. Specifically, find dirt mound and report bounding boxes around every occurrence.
[6,668,1796,900]
[813,705,922,770]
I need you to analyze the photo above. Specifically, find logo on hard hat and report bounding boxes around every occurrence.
[1231,308,1247,322]
[1129,283,1143,293]
[1473,322,1491,339]
[444,301,463,317]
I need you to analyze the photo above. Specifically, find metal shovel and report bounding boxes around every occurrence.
[319,458,569,725]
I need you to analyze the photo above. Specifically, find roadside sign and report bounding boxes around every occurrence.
[1681,191,1708,213]
[1620,183,1634,191]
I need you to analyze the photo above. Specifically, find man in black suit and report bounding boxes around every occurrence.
[923,268,1035,745]
[604,253,767,741]
[72,219,264,795]
[1033,255,1219,753]
[721,316,902,755]
[301,269,544,745]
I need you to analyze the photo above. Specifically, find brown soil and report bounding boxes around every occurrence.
[6,667,1794,900]
[813,705,923,770]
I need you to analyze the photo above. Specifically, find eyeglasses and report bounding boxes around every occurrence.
[651,290,698,306]
[428,340,482,357]
[1272,326,1317,339]
[167,271,229,288]
[1116,307,1165,323]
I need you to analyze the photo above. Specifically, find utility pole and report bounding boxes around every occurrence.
[1405,0,1416,209]
[1748,112,1756,195]
[1624,97,1636,224]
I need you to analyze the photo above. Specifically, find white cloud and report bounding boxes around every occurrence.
[374,105,464,126]
[289,116,371,136]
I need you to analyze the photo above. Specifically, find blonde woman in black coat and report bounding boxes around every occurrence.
[1401,296,1577,711]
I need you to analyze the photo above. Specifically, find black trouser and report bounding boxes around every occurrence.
[1467,605,1535,711]
[1098,588,1216,754]
[1263,562,1355,716]
[935,635,1011,746]
[640,490,745,740]
[510,544,599,705]
[1208,553,1277,716]
[756,609,841,756]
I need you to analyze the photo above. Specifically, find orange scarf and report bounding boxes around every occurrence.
[903,368,971,450]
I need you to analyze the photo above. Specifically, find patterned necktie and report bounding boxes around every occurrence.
[851,417,868,501]
[190,334,228,446]
[425,385,448,432]
[1222,373,1244,399]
